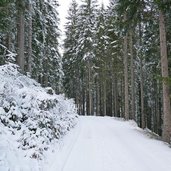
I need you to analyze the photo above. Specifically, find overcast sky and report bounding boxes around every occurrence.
[58,0,109,34]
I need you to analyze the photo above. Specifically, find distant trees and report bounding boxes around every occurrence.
[0,0,62,92]
[63,0,171,143]
[63,0,99,115]
[63,0,124,117]
[63,0,80,111]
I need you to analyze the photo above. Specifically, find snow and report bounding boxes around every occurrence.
[0,64,78,171]
[54,116,171,171]
[1,65,171,171]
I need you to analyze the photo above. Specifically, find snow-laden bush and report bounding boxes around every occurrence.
[0,64,78,159]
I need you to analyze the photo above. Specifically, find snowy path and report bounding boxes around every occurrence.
[61,116,171,171]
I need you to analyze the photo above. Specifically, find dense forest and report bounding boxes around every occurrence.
[0,0,171,145]
[62,0,171,143]
[0,0,62,92]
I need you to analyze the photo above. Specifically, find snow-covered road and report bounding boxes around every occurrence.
[62,116,171,171]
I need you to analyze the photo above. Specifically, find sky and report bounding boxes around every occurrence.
[58,0,109,35]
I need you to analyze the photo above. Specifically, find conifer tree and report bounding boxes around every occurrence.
[63,0,80,104]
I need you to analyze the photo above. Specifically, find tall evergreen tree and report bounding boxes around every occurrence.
[63,0,81,106]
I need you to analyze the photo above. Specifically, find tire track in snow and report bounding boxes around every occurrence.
[60,120,82,171]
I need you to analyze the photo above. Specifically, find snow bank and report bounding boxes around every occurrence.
[0,64,78,170]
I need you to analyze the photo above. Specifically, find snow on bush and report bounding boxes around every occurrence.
[0,64,78,160]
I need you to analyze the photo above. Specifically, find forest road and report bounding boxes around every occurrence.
[62,116,171,171]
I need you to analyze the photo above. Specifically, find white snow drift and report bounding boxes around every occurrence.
[0,64,78,171]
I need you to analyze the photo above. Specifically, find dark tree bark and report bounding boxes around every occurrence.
[159,10,171,143]
[130,30,135,120]
[28,1,32,73]
[123,29,129,120]
[16,0,25,71]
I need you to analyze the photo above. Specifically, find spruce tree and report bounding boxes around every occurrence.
[63,0,81,108]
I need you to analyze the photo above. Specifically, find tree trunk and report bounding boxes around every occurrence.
[28,1,32,73]
[130,30,135,120]
[123,28,129,120]
[103,80,107,116]
[138,22,145,129]
[140,58,145,128]
[112,73,118,117]
[16,0,25,71]
[120,77,124,118]
[82,84,85,115]
[88,61,92,115]
[159,10,171,143]
[96,79,100,116]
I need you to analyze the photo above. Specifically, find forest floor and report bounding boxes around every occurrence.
[50,116,171,171]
